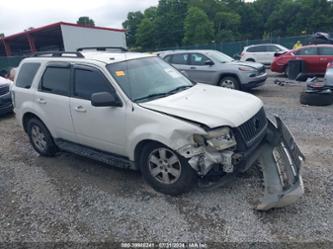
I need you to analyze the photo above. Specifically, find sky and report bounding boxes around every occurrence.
[0,0,159,36]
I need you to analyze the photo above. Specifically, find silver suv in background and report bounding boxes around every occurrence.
[159,50,267,90]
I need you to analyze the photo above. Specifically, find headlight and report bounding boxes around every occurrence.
[193,127,237,151]
[239,66,256,72]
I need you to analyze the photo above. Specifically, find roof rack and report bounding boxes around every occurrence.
[77,46,128,52]
[32,51,84,58]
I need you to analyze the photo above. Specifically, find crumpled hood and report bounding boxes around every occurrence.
[230,61,264,70]
[140,84,263,128]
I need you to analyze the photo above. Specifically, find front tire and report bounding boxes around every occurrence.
[27,118,58,157]
[219,76,240,90]
[140,143,197,196]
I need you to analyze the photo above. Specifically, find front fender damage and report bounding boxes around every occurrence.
[177,116,305,211]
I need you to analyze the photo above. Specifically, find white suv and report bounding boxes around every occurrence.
[241,44,289,65]
[12,50,304,210]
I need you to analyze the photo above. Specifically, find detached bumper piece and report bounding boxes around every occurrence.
[256,116,304,211]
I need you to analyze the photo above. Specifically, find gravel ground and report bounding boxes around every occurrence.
[0,74,332,245]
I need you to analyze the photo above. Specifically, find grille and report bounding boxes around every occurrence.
[0,85,9,96]
[238,108,267,145]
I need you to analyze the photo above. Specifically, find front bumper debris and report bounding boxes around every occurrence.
[255,116,304,210]
[179,115,304,211]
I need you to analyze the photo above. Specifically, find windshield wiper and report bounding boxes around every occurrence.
[134,93,169,102]
[166,85,192,95]
[135,85,192,103]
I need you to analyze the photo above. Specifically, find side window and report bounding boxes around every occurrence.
[266,46,280,52]
[190,53,211,66]
[171,54,189,65]
[247,46,265,52]
[40,67,70,96]
[295,47,317,56]
[164,55,172,63]
[16,63,40,89]
[74,68,114,100]
[319,47,333,55]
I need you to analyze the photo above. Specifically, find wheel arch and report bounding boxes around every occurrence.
[133,139,165,170]
[22,112,44,133]
[218,73,241,85]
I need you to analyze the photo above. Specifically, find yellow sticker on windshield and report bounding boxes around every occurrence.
[115,71,125,77]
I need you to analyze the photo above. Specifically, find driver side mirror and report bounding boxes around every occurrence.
[205,60,214,66]
[91,92,122,107]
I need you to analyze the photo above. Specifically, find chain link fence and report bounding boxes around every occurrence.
[0,34,329,70]
[154,35,314,57]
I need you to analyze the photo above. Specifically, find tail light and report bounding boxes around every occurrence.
[327,62,333,68]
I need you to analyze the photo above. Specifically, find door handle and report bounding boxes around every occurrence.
[75,105,87,113]
[320,58,327,61]
[37,98,47,104]
[190,67,197,70]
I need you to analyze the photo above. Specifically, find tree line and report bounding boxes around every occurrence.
[122,0,333,51]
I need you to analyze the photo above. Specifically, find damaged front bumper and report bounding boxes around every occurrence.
[177,116,305,211]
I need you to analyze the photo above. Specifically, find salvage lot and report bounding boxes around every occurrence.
[0,72,333,242]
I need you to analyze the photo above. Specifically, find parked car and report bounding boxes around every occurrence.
[0,76,13,116]
[160,50,267,90]
[271,44,333,75]
[310,32,333,45]
[12,50,304,210]
[325,61,333,88]
[240,44,289,65]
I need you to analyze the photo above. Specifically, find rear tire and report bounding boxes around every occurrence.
[27,118,58,157]
[218,76,240,90]
[140,143,197,196]
[300,92,333,106]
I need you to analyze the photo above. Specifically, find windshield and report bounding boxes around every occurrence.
[206,50,234,63]
[107,57,193,102]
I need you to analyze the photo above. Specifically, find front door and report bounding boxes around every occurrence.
[69,65,127,156]
[295,47,320,73]
[187,53,217,84]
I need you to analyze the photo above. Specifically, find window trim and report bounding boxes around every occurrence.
[72,64,116,101]
[39,65,71,96]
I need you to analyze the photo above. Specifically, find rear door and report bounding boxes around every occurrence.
[188,53,216,84]
[294,47,320,73]
[265,45,281,64]
[169,53,191,75]
[248,45,266,63]
[35,63,76,141]
[318,46,333,73]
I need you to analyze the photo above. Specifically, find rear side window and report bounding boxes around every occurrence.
[171,54,189,65]
[266,45,281,52]
[247,46,265,52]
[16,63,40,89]
[40,67,70,96]
[295,47,317,56]
[74,68,114,100]
[319,47,333,55]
